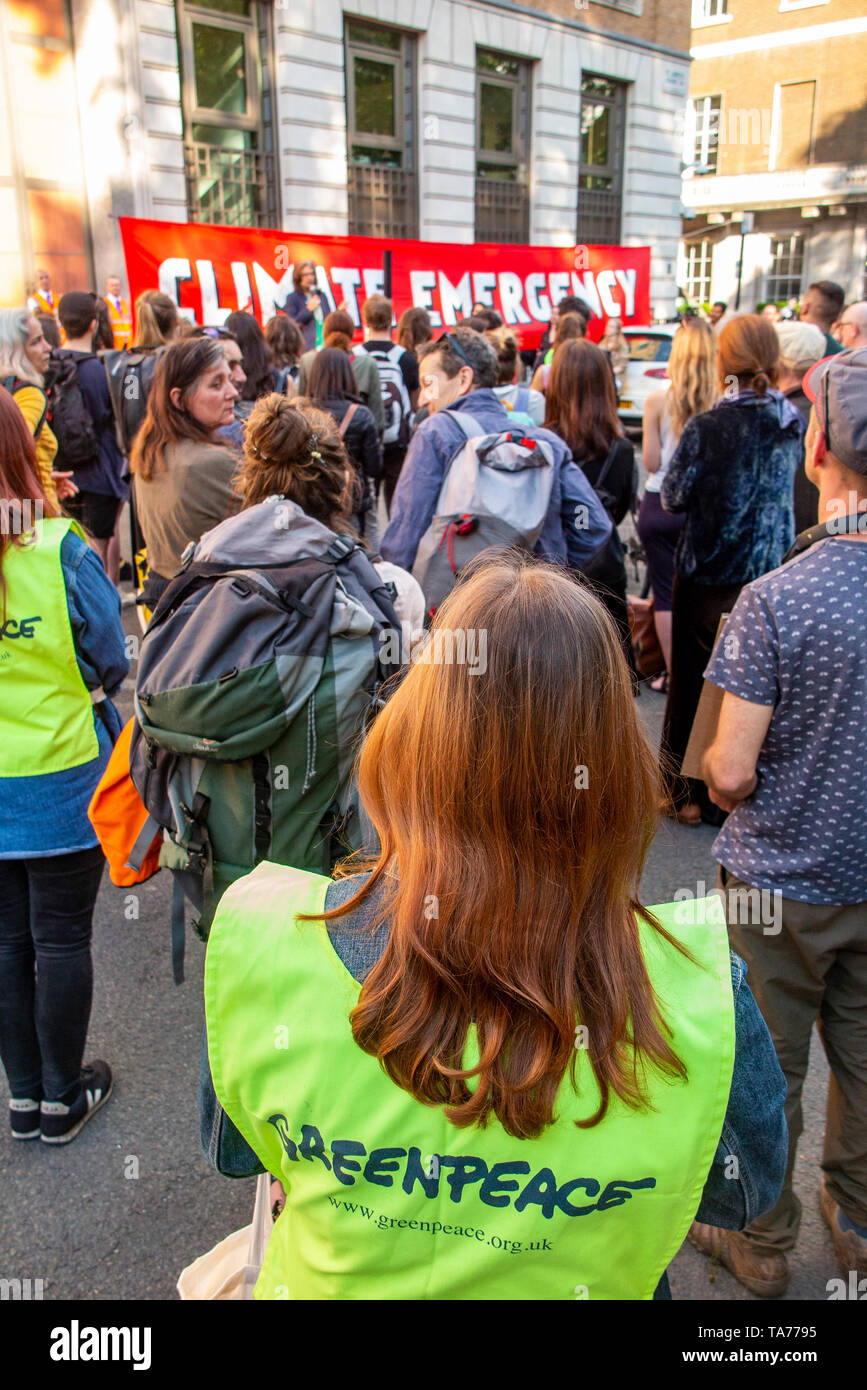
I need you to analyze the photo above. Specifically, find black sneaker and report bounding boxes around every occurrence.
[40,1062,112,1145]
[9,1098,41,1140]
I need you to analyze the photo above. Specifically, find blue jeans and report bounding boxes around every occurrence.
[0,847,105,1101]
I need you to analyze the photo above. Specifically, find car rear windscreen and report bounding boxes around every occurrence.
[626,335,673,362]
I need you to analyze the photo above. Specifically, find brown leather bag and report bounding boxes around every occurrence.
[628,595,666,678]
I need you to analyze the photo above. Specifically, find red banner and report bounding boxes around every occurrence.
[118,217,651,349]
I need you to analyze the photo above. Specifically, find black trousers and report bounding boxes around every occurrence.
[0,847,105,1101]
[660,573,744,807]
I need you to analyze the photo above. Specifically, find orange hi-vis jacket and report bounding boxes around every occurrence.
[29,289,65,344]
[106,294,132,349]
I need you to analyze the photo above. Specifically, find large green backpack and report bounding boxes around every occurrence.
[130,497,401,982]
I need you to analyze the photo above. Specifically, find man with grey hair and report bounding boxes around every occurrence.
[775,319,826,530]
[836,301,867,352]
[379,327,611,575]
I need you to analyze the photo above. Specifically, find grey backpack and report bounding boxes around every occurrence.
[130,497,401,981]
[412,413,556,613]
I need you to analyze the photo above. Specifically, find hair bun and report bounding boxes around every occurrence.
[753,371,770,396]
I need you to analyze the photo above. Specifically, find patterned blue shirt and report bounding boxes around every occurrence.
[705,537,867,904]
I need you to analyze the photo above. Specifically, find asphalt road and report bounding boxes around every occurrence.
[0,609,841,1303]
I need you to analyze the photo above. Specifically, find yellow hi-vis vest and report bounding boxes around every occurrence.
[105,295,132,349]
[206,863,735,1301]
[0,517,99,776]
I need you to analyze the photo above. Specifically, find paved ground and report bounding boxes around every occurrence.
[0,604,840,1301]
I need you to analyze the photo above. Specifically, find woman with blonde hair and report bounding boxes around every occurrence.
[660,314,804,825]
[201,549,785,1300]
[0,307,77,505]
[636,318,717,690]
[133,290,179,349]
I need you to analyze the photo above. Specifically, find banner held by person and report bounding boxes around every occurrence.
[118,217,650,351]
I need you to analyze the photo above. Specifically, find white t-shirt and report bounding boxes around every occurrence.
[644,397,680,494]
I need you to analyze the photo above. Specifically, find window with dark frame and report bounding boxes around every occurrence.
[474,50,531,244]
[692,0,728,21]
[767,233,805,303]
[177,0,278,228]
[345,19,418,240]
[577,75,626,246]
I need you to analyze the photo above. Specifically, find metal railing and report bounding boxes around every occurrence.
[576,187,622,246]
[474,175,529,244]
[348,164,418,239]
[184,141,278,228]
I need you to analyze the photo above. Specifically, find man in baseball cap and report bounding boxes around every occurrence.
[691,345,867,1294]
[802,346,867,484]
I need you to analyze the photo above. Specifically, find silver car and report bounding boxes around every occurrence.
[617,325,677,428]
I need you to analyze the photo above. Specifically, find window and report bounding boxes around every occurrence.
[684,240,714,306]
[178,0,277,227]
[345,20,418,239]
[474,50,531,244]
[773,81,816,170]
[766,234,804,302]
[691,95,722,175]
[626,334,674,362]
[692,0,730,22]
[577,75,626,245]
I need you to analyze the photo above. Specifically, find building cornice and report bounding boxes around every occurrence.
[464,0,692,63]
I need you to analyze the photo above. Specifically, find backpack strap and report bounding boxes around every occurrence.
[448,410,488,441]
[515,386,530,413]
[590,437,622,497]
[385,344,404,366]
[338,403,359,438]
[1,377,49,442]
[783,512,867,563]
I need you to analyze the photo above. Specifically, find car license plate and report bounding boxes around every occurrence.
[619,399,633,410]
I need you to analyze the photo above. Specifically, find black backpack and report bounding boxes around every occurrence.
[43,353,99,469]
[103,347,163,454]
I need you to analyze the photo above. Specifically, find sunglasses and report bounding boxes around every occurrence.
[435,332,473,370]
[194,325,235,340]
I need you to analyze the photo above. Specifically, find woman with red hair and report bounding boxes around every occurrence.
[0,390,127,1146]
[202,550,786,1301]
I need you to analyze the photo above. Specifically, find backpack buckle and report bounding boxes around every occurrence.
[325,534,357,563]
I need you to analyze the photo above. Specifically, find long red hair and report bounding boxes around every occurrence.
[317,552,690,1139]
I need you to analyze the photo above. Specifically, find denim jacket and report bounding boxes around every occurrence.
[0,530,128,857]
[379,388,613,574]
[199,879,787,1299]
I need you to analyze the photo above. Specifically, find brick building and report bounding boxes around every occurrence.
[1,0,693,320]
[679,0,867,311]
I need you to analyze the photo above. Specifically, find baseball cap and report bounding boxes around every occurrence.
[775,320,824,374]
[803,347,867,474]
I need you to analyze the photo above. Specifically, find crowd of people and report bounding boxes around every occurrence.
[1,263,866,1301]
